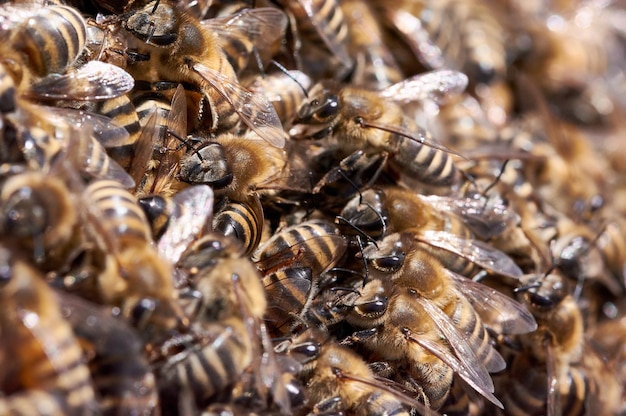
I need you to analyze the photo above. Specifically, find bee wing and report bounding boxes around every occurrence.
[192,62,286,148]
[157,185,214,265]
[128,106,159,188]
[231,276,292,415]
[447,270,538,334]
[418,194,518,240]
[410,298,503,410]
[383,9,445,70]
[380,70,468,105]
[417,230,523,280]
[203,7,287,49]
[151,84,188,194]
[545,336,562,416]
[47,107,135,188]
[294,0,353,70]
[176,0,212,19]
[27,61,134,101]
[255,235,347,276]
[335,371,440,416]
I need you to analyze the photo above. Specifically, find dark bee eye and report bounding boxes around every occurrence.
[354,296,388,318]
[370,252,406,273]
[314,95,339,121]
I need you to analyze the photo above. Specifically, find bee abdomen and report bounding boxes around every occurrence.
[11,5,86,78]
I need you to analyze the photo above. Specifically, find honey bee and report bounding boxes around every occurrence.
[279,327,433,416]
[83,179,172,300]
[80,178,187,340]
[290,70,468,189]
[0,170,79,266]
[0,3,86,90]
[253,219,347,335]
[340,187,523,280]
[0,245,97,415]
[341,0,404,89]
[201,7,288,77]
[162,232,291,414]
[122,0,285,147]
[59,292,160,416]
[346,232,517,410]
[497,273,623,415]
[177,131,285,253]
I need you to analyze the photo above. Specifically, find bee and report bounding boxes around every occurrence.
[497,273,623,415]
[201,7,288,77]
[279,327,432,416]
[290,70,468,189]
[122,0,285,147]
[59,292,160,416]
[0,245,97,415]
[341,0,404,89]
[0,4,87,90]
[0,170,80,266]
[273,0,353,80]
[346,232,522,409]
[160,232,292,414]
[80,178,187,342]
[340,187,523,280]
[253,219,347,335]
[177,131,286,254]
[83,179,173,302]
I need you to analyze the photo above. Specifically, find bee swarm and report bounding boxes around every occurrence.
[0,0,625,415]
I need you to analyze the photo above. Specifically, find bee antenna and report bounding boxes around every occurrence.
[335,216,379,248]
[270,60,309,99]
[482,159,511,196]
[336,168,363,201]
[151,0,160,13]
[168,130,204,161]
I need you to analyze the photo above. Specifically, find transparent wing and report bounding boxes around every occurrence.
[151,84,188,194]
[202,7,287,48]
[545,336,562,416]
[48,107,135,188]
[157,185,214,265]
[128,106,159,187]
[448,270,538,334]
[417,230,523,280]
[381,70,468,105]
[192,62,286,148]
[27,61,134,101]
[419,194,518,240]
[409,299,503,409]
[296,0,353,70]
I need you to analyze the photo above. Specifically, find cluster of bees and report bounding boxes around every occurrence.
[1,0,625,414]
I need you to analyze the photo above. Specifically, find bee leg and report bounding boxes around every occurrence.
[312,396,345,415]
